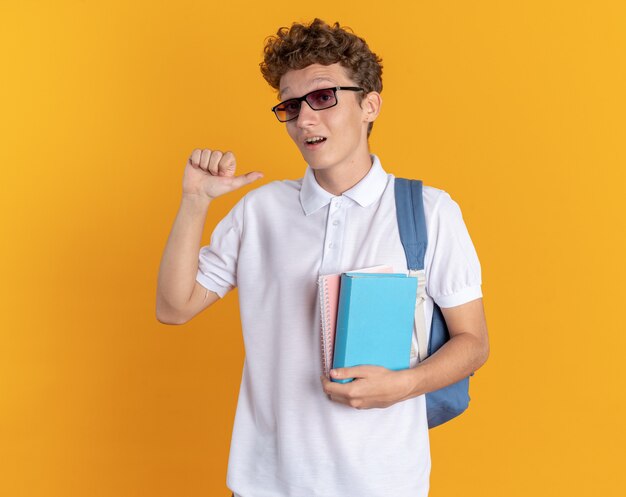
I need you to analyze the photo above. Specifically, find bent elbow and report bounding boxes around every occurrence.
[476,336,490,370]
[155,306,189,326]
[481,342,490,367]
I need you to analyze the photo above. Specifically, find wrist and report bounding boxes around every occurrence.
[406,364,427,399]
[181,192,212,209]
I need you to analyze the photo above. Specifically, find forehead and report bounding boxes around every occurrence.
[279,63,352,99]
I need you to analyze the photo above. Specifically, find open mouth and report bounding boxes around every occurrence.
[304,136,327,147]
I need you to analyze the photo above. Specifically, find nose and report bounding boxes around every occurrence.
[295,99,319,128]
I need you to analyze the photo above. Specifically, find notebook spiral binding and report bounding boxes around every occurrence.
[318,277,333,377]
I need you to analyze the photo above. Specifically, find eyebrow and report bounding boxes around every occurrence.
[279,77,337,100]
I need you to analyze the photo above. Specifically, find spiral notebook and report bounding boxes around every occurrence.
[317,265,392,377]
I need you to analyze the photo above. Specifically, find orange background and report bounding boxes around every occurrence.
[1,1,625,496]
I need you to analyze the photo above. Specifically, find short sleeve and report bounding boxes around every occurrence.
[195,197,245,298]
[424,191,482,308]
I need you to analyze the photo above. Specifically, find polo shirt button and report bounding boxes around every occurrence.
[328,242,335,249]
[332,220,339,226]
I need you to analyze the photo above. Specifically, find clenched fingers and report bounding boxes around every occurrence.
[190,148,236,177]
[219,151,236,176]
[190,149,203,169]
[207,150,222,174]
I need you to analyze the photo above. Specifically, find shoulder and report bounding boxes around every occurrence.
[422,184,449,211]
[225,177,303,211]
[422,185,462,219]
[393,181,461,223]
[390,177,453,209]
[224,178,304,229]
[240,178,302,204]
[208,177,304,239]
[389,177,463,226]
[397,181,470,242]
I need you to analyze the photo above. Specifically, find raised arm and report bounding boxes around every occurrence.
[156,149,263,325]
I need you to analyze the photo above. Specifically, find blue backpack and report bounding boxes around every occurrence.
[394,178,471,428]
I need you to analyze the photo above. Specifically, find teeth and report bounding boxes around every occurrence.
[305,137,325,144]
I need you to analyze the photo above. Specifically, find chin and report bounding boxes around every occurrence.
[301,152,335,170]
[306,161,330,170]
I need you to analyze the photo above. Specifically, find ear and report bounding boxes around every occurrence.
[361,91,382,123]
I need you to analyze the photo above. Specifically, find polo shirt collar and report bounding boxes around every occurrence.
[300,154,388,216]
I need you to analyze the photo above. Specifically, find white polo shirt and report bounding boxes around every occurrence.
[196,155,482,497]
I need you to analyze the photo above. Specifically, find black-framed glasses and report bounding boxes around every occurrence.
[271,86,364,122]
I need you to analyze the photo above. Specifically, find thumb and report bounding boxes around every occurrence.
[228,171,264,190]
[331,366,367,380]
[333,365,383,379]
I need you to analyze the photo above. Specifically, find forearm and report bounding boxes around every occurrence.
[323,297,488,410]
[156,194,212,313]
[406,330,489,399]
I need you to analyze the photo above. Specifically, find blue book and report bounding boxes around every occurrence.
[331,272,418,383]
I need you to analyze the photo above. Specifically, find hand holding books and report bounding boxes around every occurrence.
[320,365,417,409]
[318,266,418,382]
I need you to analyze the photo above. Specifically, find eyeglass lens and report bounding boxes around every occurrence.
[275,88,337,122]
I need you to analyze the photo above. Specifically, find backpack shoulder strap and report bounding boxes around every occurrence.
[394,178,429,362]
[394,178,427,270]
[395,178,472,428]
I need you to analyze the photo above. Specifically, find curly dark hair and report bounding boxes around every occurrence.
[260,18,383,137]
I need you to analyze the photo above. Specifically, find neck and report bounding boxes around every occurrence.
[313,150,374,196]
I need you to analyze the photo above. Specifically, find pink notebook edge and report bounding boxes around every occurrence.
[318,265,394,377]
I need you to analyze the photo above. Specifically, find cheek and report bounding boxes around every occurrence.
[333,105,364,133]
[286,124,299,142]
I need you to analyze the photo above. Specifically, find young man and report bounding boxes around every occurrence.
[157,18,489,497]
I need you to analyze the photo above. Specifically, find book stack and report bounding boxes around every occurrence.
[318,266,418,383]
